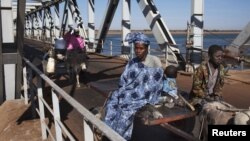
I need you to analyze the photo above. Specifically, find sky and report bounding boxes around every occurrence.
[75,0,250,30]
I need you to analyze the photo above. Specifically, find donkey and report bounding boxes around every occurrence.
[198,101,250,141]
[43,46,87,88]
[66,49,87,87]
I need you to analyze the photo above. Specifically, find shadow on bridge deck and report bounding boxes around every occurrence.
[0,100,44,141]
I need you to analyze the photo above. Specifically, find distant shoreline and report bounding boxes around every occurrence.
[104,30,241,35]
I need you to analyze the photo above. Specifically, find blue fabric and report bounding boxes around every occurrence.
[162,77,178,98]
[125,32,150,45]
[103,58,163,140]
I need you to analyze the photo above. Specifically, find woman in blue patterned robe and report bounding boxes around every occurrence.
[103,32,163,140]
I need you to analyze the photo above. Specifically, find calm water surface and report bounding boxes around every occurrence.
[102,33,238,55]
[100,33,249,69]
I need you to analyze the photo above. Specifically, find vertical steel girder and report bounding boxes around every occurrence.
[37,11,43,39]
[1,0,16,102]
[121,0,131,54]
[44,7,54,41]
[33,13,41,39]
[16,0,26,99]
[0,0,26,103]
[60,0,69,36]
[25,16,32,37]
[53,3,60,38]
[0,1,3,104]
[190,0,204,68]
[87,0,95,50]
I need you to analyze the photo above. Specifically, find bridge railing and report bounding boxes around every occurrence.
[22,57,126,141]
[25,35,181,67]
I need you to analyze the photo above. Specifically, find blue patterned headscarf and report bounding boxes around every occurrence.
[125,32,150,45]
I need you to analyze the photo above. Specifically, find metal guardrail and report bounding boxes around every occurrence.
[22,57,126,141]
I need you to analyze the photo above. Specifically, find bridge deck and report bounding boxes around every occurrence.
[0,39,250,140]
[0,100,44,141]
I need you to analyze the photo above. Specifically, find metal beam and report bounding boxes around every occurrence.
[190,0,204,68]
[96,0,120,53]
[26,0,65,15]
[87,0,95,50]
[16,0,26,99]
[60,0,69,36]
[136,0,185,68]
[12,2,42,7]
[67,0,87,38]
[53,3,60,38]
[227,22,250,57]
[1,0,16,101]
[0,2,3,104]
[121,0,131,54]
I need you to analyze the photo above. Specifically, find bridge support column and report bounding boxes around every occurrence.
[190,0,204,68]
[87,0,95,52]
[0,0,26,104]
[121,0,131,56]
[0,0,16,103]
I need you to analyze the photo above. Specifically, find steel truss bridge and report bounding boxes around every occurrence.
[3,0,250,140]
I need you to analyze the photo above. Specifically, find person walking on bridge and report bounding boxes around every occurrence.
[63,28,87,72]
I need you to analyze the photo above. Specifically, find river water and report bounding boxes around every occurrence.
[102,33,238,55]
[100,33,249,69]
